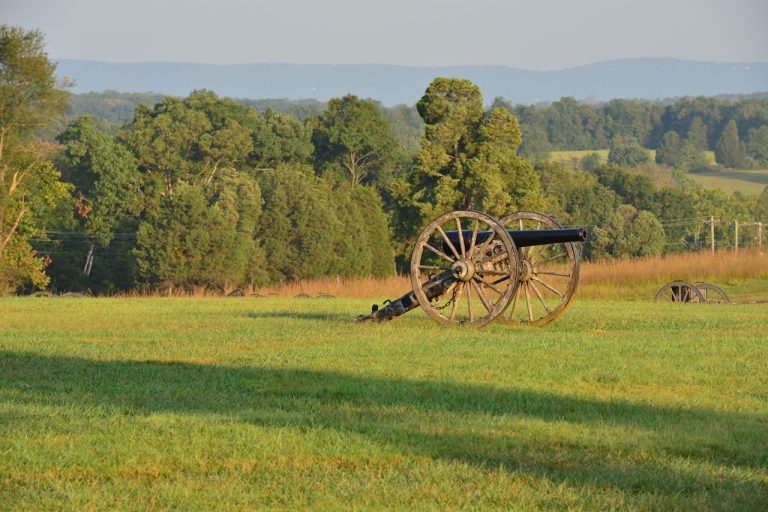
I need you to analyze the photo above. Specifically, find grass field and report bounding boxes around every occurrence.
[547,150,767,196]
[547,150,718,168]
[688,168,768,195]
[2,279,767,509]
[547,149,610,167]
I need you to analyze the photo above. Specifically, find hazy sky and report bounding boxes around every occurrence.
[4,0,767,69]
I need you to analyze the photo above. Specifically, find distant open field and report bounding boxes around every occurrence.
[547,149,611,166]
[547,150,718,168]
[688,168,768,195]
[547,150,767,195]
[2,252,767,510]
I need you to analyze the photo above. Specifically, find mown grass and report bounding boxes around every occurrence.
[547,150,718,168]
[547,149,610,167]
[548,149,766,196]
[1,294,767,510]
[689,168,768,195]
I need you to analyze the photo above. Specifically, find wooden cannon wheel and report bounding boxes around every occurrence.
[410,210,520,327]
[693,282,731,304]
[499,212,581,326]
[654,280,704,303]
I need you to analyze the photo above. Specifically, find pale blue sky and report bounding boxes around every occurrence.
[4,0,767,69]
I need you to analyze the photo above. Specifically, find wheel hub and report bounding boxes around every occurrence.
[451,259,476,282]
[519,258,534,282]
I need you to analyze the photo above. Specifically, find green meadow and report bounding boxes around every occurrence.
[688,168,768,195]
[1,295,767,510]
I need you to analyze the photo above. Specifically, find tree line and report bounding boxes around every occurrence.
[2,25,767,294]
[68,90,768,170]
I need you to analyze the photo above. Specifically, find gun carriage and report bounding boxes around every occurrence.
[358,210,587,327]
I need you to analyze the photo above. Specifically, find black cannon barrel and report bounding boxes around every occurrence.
[444,227,586,250]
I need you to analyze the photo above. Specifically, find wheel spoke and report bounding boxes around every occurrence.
[455,218,466,257]
[471,280,494,313]
[467,219,480,257]
[473,231,496,259]
[449,283,463,322]
[437,225,461,260]
[466,280,473,322]
[529,280,552,314]
[422,275,451,290]
[524,282,534,321]
[538,250,567,264]
[418,264,449,271]
[475,269,509,276]
[478,251,508,267]
[509,285,521,319]
[474,276,505,297]
[531,276,565,298]
[534,270,571,278]
[423,243,455,264]
[498,212,578,326]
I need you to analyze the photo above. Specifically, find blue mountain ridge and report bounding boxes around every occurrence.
[55,58,768,106]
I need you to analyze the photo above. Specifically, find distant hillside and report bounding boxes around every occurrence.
[55,58,768,106]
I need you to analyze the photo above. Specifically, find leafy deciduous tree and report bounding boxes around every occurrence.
[0,25,70,290]
[313,95,395,187]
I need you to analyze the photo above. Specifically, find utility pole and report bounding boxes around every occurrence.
[704,216,718,253]
[740,222,764,251]
[84,243,94,276]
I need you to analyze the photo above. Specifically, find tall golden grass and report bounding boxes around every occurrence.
[249,249,767,301]
[579,249,767,299]
[119,249,767,301]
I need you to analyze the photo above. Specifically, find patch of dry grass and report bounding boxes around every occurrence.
[250,249,768,301]
[579,249,768,300]
[116,250,767,303]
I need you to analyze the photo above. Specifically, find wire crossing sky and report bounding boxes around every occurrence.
[4,0,768,69]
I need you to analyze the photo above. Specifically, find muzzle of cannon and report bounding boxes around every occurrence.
[357,210,587,327]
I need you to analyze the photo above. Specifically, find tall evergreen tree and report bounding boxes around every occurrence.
[257,165,340,281]
[715,120,747,168]
[746,126,768,166]
[686,116,708,150]
[407,78,542,225]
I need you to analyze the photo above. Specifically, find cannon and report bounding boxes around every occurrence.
[654,280,730,304]
[357,210,587,327]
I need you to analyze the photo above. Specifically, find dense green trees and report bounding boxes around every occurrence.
[2,26,767,294]
[491,94,768,168]
[747,126,768,166]
[56,117,139,245]
[134,181,254,289]
[69,89,768,169]
[312,95,395,187]
[251,109,314,169]
[406,78,542,226]
[0,25,70,291]
[655,131,705,170]
[587,205,665,260]
[607,138,650,168]
[256,165,392,281]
